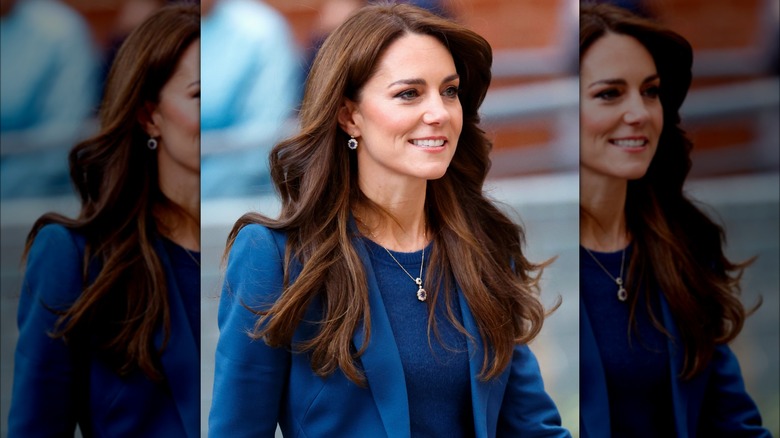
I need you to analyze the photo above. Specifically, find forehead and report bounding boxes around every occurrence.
[168,40,200,82]
[581,33,656,82]
[369,33,456,82]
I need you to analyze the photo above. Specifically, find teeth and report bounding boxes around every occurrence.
[412,139,445,147]
[612,139,645,147]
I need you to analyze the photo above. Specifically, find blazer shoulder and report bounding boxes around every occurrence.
[231,222,286,256]
[220,223,289,315]
[28,223,85,259]
[22,224,86,306]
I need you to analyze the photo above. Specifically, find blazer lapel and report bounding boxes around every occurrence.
[659,292,698,438]
[351,234,412,438]
[153,239,199,438]
[580,297,612,438]
[456,286,493,438]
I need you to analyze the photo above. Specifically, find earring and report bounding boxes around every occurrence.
[147,137,158,150]
[347,136,358,150]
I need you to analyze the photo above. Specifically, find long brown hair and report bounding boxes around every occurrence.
[580,2,755,379]
[226,3,549,386]
[22,3,200,381]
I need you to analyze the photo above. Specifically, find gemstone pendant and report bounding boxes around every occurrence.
[617,286,628,302]
[616,277,627,301]
[417,287,427,302]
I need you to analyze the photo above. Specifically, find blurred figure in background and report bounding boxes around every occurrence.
[201,0,302,198]
[0,0,99,199]
[8,4,200,436]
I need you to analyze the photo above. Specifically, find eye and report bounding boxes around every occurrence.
[442,85,460,98]
[594,88,621,101]
[642,85,660,99]
[395,89,419,100]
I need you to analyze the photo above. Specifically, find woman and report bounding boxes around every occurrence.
[210,4,569,437]
[579,3,769,437]
[9,4,200,437]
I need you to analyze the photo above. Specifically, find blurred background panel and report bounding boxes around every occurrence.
[0,1,196,436]
[591,0,779,436]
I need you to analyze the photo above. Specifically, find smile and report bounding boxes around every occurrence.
[609,138,647,147]
[411,139,446,147]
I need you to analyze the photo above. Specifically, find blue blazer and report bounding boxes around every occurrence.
[209,224,570,437]
[580,292,770,437]
[9,224,199,438]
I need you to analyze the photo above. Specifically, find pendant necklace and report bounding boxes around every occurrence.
[381,244,427,302]
[584,246,628,302]
[356,216,428,302]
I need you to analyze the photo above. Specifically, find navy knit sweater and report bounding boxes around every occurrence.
[162,237,201,349]
[580,244,675,438]
[363,237,475,436]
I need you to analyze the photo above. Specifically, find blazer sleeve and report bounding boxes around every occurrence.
[208,224,291,437]
[8,224,84,437]
[497,344,572,438]
[697,344,771,437]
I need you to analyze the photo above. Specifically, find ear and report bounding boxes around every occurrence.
[138,102,161,138]
[337,98,361,137]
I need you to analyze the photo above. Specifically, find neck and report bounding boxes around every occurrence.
[157,172,200,251]
[355,175,428,252]
[580,172,630,252]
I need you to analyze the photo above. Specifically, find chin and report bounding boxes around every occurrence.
[419,165,451,181]
[622,166,652,181]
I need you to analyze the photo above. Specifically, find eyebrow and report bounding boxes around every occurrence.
[587,74,659,89]
[387,73,460,89]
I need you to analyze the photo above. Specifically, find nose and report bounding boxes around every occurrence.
[622,92,651,125]
[422,95,451,125]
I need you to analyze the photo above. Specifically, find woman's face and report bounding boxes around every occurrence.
[149,39,200,177]
[341,33,463,186]
[580,32,663,184]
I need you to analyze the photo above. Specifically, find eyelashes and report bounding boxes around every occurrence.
[594,88,620,100]
[395,89,419,100]
[394,85,461,101]
[441,85,460,98]
[593,85,661,101]
[642,85,660,98]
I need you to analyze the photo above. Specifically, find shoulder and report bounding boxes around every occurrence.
[228,223,287,265]
[27,224,84,267]
[217,225,290,344]
[222,224,289,304]
[21,224,85,310]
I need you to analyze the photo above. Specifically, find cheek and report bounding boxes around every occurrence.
[580,104,614,142]
[452,105,463,135]
[178,103,200,135]
[360,103,410,138]
[162,98,199,135]
[651,105,663,133]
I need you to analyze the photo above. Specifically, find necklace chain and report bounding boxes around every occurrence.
[183,247,200,268]
[584,246,628,302]
[355,216,428,302]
